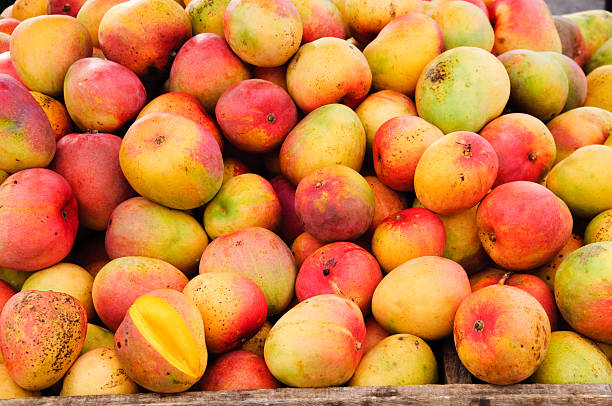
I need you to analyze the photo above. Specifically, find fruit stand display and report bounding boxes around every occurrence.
[0,0,612,404]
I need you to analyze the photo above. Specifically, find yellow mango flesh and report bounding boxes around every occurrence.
[129,296,200,378]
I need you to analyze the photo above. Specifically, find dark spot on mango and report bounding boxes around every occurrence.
[117,341,121,349]
[425,61,448,83]
[62,4,70,12]
[488,233,497,243]
[61,209,68,220]
[474,320,484,332]
[315,181,323,189]
[267,113,276,123]
[528,151,538,162]
[154,135,166,145]
[323,268,330,276]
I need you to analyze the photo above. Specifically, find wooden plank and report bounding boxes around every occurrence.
[440,337,472,384]
[3,385,611,406]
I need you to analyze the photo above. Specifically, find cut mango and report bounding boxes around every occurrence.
[129,296,200,377]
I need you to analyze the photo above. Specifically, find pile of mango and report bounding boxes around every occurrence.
[1,0,612,399]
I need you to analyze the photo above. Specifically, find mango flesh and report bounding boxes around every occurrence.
[414,131,498,216]
[264,294,366,387]
[415,46,510,134]
[554,242,612,344]
[9,15,92,97]
[81,323,115,355]
[199,227,297,316]
[454,285,551,385]
[280,104,365,186]
[372,256,471,341]
[355,90,417,152]
[547,107,612,164]
[490,0,561,55]
[349,334,438,386]
[0,290,87,391]
[286,37,371,113]
[22,263,94,320]
[498,49,569,122]
[585,65,612,113]
[106,197,208,275]
[546,145,612,219]
[224,0,302,68]
[532,331,612,384]
[0,75,56,174]
[363,12,443,96]
[114,290,207,393]
[433,1,493,52]
[61,348,139,396]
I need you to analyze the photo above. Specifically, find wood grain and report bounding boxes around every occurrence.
[440,337,473,384]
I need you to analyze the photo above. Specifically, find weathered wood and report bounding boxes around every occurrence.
[441,337,472,384]
[3,385,611,405]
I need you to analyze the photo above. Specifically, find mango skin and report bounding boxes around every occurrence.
[534,234,584,290]
[295,165,374,243]
[362,317,390,355]
[355,90,417,152]
[63,58,147,133]
[585,65,612,113]
[363,12,443,96]
[186,0,230,37]
[291,232,324,268]
[286,37,371,113]
[9,15,92,97]
[498,49,569,122]
[29,92,72,141]
[114,289,207,393]
[169,33,251,112]
[414,131,498,216]
[553,16,587,67]
[199,350,280,390]
[0,290,87,391]
[92,256,188,331]
[0,75,55,174]
[76,0,128,48]
[372,256,471,341]
[547,107,612,164]
[546,145,612,219]
[586,38,612,73]
[224,0,302,68]
[490,0,561,55]
[61,348,139,396]
[585,209,612,244]
[454,285,551,385]
[11,0,46,20]
[51,132,135,230]
[120,113,223,210]
[544,52,587,113]
[434,1,493,52]
[531,331,612,384]
[183,273,267,354]
[349,334,438,386]
[291,0,346,43]
[280,104,365,186]
[106,197,208,275]
[98,0,191,80]
[554,242,612,345]
[199,227,297,316]
[343,0,423,44]
[415,46,510,134]
[0,169,79,272]
[0,363,40,399]
[365,176,408,234]
[264,294,366,387]
[564,10,612,64]
[81,324,114,355]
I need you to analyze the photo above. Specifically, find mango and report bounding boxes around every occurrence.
[454,285,551,384]
[291,0,345,43]
[372,256,471,340]
[365,176,408,234]
[186,0,230,37]
[9,15,92,97]
[98,0,191,80]
[11,0,46,20]
[0,364,40,399]
[61,348,139,396]
[291,232,324,268]
[264,294,366,387]
[553,16,587,67]
[280,104,365,186]
[295,165,374,242]
[585,209,612,244]
[362,317,390,355]
[0,291,87,391]
[199,227,297,315]
[363,12,442,96]
[241,321,273,358]
[533,234,584,290]
[546,145,612,218]
[286,37,371,112]
[531,331,612,384]
[183,273,267,353]
[498,49,569,122]
[0,268,29,291]
[76,0,128,48]
[199,350,280,390]
[115,289,207,393]
[81,324,114,355]
[555,242,612,344]
[120,113,223,210]
[415,46,510,133]
[0,75,55,174]
[92,256,188,331]
[585,65,612,112]
[414,131,498,215]
[349,334,438,386]
[434,1,493,51]
[490,0,561,55]
[22,263,94,320]
[224,0,302,68]
[29,92,72,141]
[106,197,208,275]
[564,10,612,64]
[586,37,612,73]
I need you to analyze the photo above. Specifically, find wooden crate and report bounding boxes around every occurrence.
[3,339,611,405]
